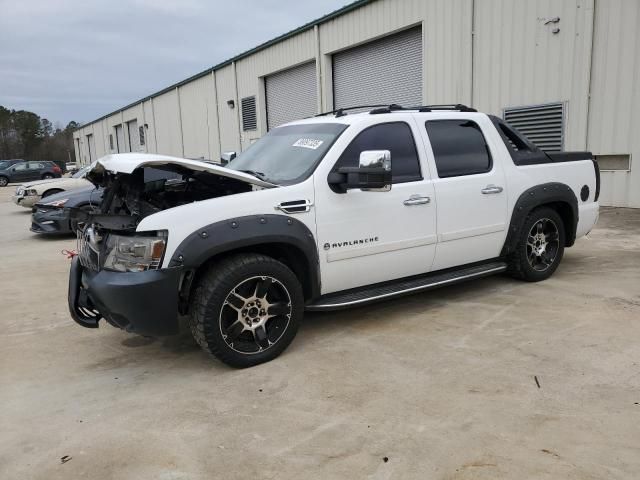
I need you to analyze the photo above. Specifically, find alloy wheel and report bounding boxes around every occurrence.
[526,218,560,272]
[219,276,292,354]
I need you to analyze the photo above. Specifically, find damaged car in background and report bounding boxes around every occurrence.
[31,186,103,235]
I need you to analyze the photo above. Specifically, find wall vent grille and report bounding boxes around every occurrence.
[241,96,257,131]
[504,102,565,152]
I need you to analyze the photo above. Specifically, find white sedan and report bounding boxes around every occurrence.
[12,164,92,208]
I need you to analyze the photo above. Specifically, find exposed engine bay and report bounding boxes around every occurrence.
[73,164,255,232]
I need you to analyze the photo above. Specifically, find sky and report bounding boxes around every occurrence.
[0,0,351,127]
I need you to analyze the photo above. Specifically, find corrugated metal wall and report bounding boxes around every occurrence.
[179,74,217,160]
[473,0,593,151]
[72,0,639,207]
[588,0,640,207]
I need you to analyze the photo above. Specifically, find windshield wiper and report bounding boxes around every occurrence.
[237,169,267,181]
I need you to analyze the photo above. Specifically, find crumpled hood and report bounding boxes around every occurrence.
[89,153,277,188]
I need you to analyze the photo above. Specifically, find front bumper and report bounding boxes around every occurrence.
[68,257,183,336]
[12,194,40,208]
[30,207,72,234]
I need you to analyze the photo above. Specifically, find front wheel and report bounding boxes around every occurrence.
[508,207,565,282]
[0,176,8,187]
[189,253,303,368]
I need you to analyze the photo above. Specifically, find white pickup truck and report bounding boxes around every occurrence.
[68,104,600,367]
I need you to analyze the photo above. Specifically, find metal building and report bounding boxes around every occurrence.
[73,0,640,208]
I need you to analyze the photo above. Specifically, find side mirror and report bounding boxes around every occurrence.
[328,150,392,193]
[220,151,236,166]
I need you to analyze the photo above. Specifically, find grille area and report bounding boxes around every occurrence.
[77,230,100,271]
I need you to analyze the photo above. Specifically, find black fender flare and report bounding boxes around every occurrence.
[168,214,320,299]
[501,182,578,256]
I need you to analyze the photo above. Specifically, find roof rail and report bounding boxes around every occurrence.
[314,103,477,118]
[315,104,391,118]
[415,104,477,112]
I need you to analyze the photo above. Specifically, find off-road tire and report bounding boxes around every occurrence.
[508,206,565,282]
[189,253,304,368]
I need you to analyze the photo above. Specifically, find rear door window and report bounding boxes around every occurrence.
[425,120,492,178]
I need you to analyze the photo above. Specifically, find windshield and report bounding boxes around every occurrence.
[0,161,12,170]
[72,164,92,178]
[227,123,347,184]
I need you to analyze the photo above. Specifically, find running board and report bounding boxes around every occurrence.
[306,261,507,311]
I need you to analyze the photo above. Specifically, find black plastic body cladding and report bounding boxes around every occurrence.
[168,214,321,298]
[501,182,578,256]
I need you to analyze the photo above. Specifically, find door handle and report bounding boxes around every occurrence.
[481,184,503,194]
[403,195,431,206]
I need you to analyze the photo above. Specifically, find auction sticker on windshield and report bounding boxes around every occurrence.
[292,138,324,150]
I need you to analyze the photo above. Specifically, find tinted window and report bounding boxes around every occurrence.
[425,120,492,178]
[334,122,421,183]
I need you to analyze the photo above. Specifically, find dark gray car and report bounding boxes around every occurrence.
[0,161,62,186]
[31,186,103,235]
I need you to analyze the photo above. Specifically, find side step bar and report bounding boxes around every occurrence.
[306,261,508,311]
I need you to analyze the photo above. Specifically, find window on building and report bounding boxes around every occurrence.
[503,102,564,152]
[139,125,145,146]
[109,134,114,151]
[241,96,257,131]
[333,122,421,183]
[425,120,492,178]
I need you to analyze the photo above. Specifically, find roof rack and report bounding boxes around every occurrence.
[414,104,477,113]
[367,103,478,114]
[315,103,478,118]
[315,104,391,118]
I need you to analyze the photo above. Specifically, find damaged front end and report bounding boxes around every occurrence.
[67,154,276,335]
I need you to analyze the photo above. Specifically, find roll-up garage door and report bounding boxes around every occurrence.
[87,134,96,162]
[333,27,422,109]
[127,120,139,152]
[265,61,317,129]
[115,124,125,153]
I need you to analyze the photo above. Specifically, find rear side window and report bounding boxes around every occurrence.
[334,122,421,183]
[425,120,492,178]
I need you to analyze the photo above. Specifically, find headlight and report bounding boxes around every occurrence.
[43,198,69,207]
[25,189,38,196]
[103,232,167,272]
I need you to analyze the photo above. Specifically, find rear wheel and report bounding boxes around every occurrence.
[0,176,8,187]
[42,174,54,179]
[189,253,303,368]
[508,207,565,282]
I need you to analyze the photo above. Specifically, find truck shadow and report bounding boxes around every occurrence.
[88,274,517,373]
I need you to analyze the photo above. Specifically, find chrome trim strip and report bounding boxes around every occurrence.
[306,265,506,311]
